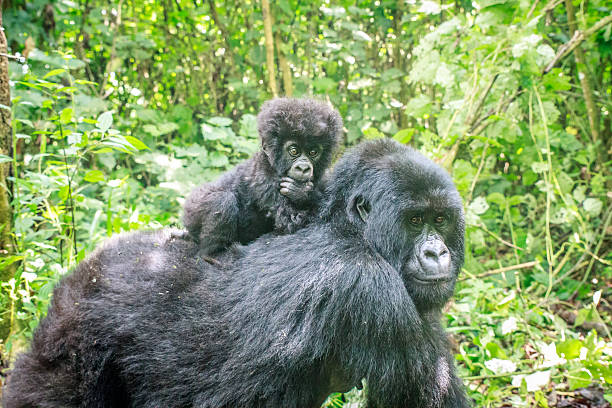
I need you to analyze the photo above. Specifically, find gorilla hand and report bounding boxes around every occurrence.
[279,177,314,204]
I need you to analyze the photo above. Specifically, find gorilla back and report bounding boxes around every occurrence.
[4,139,470,408]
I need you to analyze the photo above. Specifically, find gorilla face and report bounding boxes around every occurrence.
[258,98,342,184]
[395,188,464,310]
[327,140,465,312]
[280,139,323,182]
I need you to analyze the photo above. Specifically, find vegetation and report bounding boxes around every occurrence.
[0,0,610,406]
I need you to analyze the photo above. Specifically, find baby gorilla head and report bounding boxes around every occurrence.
[257,97,343,185]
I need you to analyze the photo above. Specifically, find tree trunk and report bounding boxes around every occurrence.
[275,33,292,96]
[0,0,16,352]
[261,0,278,97]
[564,0,600,143]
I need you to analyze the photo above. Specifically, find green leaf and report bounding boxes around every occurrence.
[60,107,73,124]
[531,162,548,173]
[156,122,179,135]
[393,129,414,144]
[84,170,105,183]
[557,339,583,359]
[568,369,592,391]
[97,111,114,133]
[207,117,233,127]
[58,185,70,202]
[583,198,602,217]
[363,127,384,139]
[487,192,505,206]
[405,95,432,118]
[143,124,161,136]
[124,136,149,151]
[352,30,372,42]
[313,77,338,92]
[43,68,66,79]
[469,197,489,215]
[0,154,12,163]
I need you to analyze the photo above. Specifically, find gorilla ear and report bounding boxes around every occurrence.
[349,195,371,223]
[261,141,273,163]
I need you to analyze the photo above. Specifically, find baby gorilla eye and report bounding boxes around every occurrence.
[410,216,423,225]
[435,215,445,224]
[288,145,299,157]
[308,149,318,158]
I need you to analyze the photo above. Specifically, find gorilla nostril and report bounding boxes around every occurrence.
[424,249,438,259]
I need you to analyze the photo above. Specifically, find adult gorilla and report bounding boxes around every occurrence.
[3,139,470,408]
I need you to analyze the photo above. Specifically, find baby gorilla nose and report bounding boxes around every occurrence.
[289,161,313,181]
[418,239,451,279]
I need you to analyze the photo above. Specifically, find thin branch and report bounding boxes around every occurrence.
[543,14,612,74]
[463,368,543,381]
[475,221,524,251]
[459,261,538,282]
[466,73,499,128]
[469,88,523,135]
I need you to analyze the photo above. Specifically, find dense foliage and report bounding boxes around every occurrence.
[0,0,610,406]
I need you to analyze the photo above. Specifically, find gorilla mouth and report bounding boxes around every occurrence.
[412,274,453,284]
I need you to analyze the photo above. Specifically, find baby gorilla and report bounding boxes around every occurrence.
[182,97,342,254]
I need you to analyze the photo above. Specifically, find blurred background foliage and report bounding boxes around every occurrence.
[0,0,611,406]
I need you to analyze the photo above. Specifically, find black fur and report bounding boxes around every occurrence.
[3,139,469,408]
[182,97,342,254]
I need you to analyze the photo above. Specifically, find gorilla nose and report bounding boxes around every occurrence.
[418,240,451,275]
[295,163,311,175]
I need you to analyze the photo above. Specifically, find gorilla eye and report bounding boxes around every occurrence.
[410,216,423,225]
[308,149,318,158]
[435,216,445,224]
[288,146,299,157]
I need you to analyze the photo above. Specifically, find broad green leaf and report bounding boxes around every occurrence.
[84,170,105,183]
[567,369,592,391]
[207,117,233,127]
[352,30,372,42]
[124,136,149,151]
[531,162,548,173]
[583,198,602,217]
[43,69,66,79]
[557,339,583,359]
[393,129,414,144]
[469,197,489,215]
[60,107,73,124]
[97,111,113,133]
[363,127,384,139]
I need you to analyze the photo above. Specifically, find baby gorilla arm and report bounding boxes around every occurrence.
[182,186,240,253]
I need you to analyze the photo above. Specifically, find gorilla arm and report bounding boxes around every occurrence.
[182,182,241,253]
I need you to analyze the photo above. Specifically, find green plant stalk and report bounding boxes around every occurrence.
[58,122,78,258]
[476,222,523,250]
[106,188,113,236]
[467,142,489,204]
[572,207,612,298]
[532,88,556,301]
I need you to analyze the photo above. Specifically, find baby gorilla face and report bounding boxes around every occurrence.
[283,140,320,182]
[278,140,322,204]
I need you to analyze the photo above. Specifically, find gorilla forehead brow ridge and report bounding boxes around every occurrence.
[338,140,460,201]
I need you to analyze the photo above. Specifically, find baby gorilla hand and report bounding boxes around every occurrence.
[279,177,314,204]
